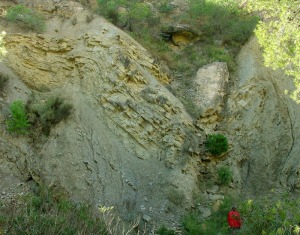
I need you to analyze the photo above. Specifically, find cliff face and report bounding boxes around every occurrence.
[2,0,300,228]
[222,37,300,195]
[0,0,205,225]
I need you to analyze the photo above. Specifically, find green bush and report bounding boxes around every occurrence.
[7,100,29,134]
[205,134,228,155]
[6,5,46,33]
[218,166,233,186]
[28,96,73,136]
[182,213,203,235]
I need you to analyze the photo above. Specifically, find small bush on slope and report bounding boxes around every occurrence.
[7,100,29,134]
[205,134,229,155]
[27,95,73,136]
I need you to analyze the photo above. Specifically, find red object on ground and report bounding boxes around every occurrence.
[227,210,242,228]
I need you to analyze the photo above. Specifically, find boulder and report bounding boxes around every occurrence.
[192,62,229,118]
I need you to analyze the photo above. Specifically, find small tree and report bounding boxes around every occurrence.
[7,100,29,134]
[205,134,228,155]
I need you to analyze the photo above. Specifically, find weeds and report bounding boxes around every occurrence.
[6,100,29,134]
[218,166,233,186]
[0,185,148,235]
[157,225,176,235]
[188,194,300,235]
[0,188,108,235]
[27,95,73,136]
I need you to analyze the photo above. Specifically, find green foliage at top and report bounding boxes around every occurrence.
[247,0,300,101]
[187,0,258,45]
[97,0,152,27]
[205,134,228,155]
[6,5,46,33]
[6,100,29,134]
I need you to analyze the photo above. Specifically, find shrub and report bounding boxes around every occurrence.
[6,5,46,33]
[182,213,202,235]
[158,1,174,14]
[0,73,9,91]
[218,166,233,186]
[205,134,228,155]
[28,96,73,136]
[183,197,234,234]
[157,225,176,235]
[7,100,29,134]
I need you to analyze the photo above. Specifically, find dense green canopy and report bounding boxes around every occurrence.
[247,0,300,101]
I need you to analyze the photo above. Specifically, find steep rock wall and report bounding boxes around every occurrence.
[223,37,300,195]
[1,0,205,225]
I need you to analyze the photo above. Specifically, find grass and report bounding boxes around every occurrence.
[184,193,300,235]
[0,185,154,235]
[6,100,30,134]
[0,187,123,235]
[218,166,233,186]
[6,5,46,33]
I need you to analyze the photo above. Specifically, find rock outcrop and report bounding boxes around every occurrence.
[0,0,205,226]
[192,62,229,123]
[222,37,300,195]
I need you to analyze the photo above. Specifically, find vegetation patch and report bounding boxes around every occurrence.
[95,0,258,118]
[205,134,229,155]
[27,94,73,136]
[0,187,108,235]
[218,166,233,186]
[185,194,300,235]
[5,5,46,33]
[157,225,176,235]
[6,100,29,134]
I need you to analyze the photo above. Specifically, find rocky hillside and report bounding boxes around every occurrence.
[1,0,300,230]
